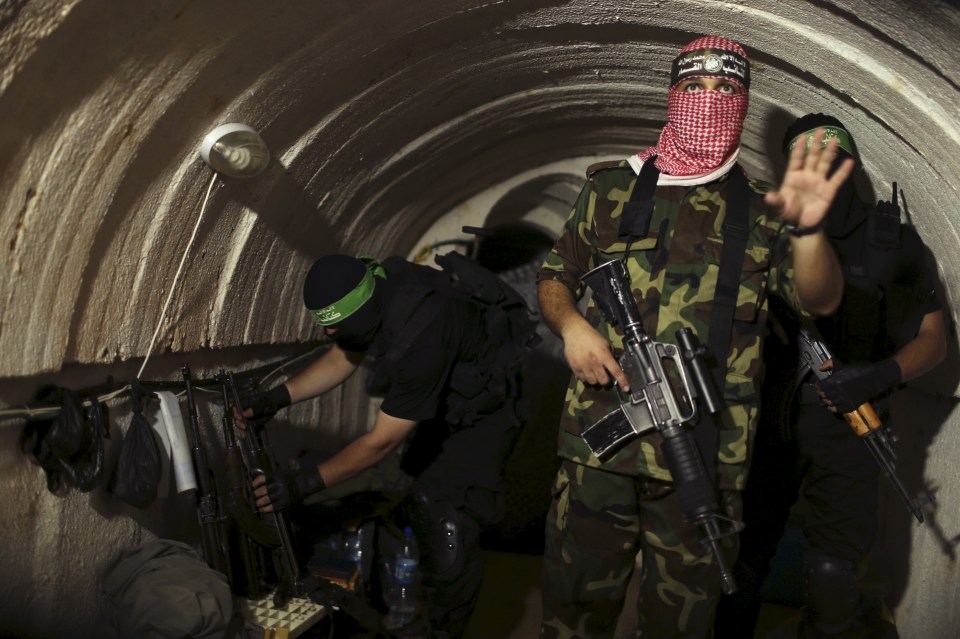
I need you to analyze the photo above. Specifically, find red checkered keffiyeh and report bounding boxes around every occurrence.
[637,36,750,177]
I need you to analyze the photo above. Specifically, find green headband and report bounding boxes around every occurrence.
[787,126,856,158]
[308,256,386,327]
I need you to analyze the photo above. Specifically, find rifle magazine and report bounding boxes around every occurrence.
[582,403,654,458]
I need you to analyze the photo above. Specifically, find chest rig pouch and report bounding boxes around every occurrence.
[830,193,925,359]
[436,251,539,425]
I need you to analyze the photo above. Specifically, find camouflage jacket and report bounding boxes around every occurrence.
[538,160,801,490]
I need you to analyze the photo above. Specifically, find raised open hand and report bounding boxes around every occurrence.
[765,127,856,231]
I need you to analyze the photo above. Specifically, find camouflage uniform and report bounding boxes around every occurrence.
[538,160,801,638]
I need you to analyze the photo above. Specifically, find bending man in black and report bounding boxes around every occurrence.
[715,113,947,638]
[239,252,537,637]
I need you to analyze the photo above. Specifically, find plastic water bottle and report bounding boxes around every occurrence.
[344,527,364,587]
[387,526,421,629]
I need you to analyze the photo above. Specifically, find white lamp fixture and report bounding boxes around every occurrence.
[200,123,270,178]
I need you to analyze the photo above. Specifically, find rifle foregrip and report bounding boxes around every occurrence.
[843,402,883,436]
[660,428,718,517]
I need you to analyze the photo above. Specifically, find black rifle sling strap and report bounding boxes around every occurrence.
[619,156,661,249]
[697,166,751,477]
[615,160,751,478]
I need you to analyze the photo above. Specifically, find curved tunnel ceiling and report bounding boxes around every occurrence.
[1,0,958,382]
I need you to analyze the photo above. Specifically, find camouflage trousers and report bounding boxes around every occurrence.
[540,459,742,639]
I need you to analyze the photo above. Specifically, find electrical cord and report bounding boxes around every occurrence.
[137,171,220,380]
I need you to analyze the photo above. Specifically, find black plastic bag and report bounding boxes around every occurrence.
[20,387,106,493]
[69,397,107,491]
[109,381,161,508]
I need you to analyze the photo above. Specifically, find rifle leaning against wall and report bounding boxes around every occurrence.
[180,364,232,579]
[580,259,742,594]
[797,326,929,523]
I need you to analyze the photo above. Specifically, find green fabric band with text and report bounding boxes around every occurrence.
[788,126,855,158]
[308,256,386,326]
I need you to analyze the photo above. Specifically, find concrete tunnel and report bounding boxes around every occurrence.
[1,0,959,636]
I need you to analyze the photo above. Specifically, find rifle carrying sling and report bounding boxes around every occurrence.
[619,156,661,243]
[699,167,751,475]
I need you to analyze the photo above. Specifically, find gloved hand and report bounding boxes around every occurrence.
[255,463,326,512]
[817,358,901,414]
[239,384,291,425]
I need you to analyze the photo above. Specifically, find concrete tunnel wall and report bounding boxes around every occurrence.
[1,0,959,636]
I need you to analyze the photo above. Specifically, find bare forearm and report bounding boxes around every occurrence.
[539,279,589,339]
[790,232,843,316]
[894,310,947,382]
[315,433,398,487]
[316,411,415,487]
[537,278,629,388]
[285,345,363,403]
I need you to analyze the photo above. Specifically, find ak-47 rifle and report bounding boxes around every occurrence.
[216,372,275,598]
[216,371,281,550]
[797,326,927,523]
[580,259,742,594]
[180,364,231,578]
[226,371,303,606]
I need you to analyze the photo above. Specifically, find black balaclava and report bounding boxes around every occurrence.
[302,254,386,346]
[782,113,865,238]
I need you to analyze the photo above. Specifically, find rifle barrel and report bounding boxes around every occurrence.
[863,433,924,523]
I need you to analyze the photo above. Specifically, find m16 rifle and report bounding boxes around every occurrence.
[797,326,927,523]
[580,259,741,594]
[180,364,231,579]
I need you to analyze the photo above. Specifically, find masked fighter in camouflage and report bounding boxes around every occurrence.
[536,36,852,638]
[715,114,946,639]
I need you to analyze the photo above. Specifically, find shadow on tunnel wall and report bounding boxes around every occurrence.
[469,223,569,555]
[880,246,960,608]
[221,158,341,259]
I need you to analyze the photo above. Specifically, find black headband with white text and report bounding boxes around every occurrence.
[670,48,750,90]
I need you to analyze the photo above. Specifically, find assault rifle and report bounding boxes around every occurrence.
[580,259,742,594]
[216,372,280,549]
[226,371,303,605]
[217,372,274,598]
[180,365,231,578]
[797,326,927,523]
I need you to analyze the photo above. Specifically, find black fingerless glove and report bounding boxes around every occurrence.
[242,385,291,424]
[262,464,326,511]
[818,358,901,414]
